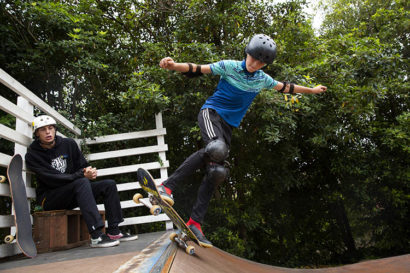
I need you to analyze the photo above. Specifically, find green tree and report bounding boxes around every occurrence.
[0,0,408,268]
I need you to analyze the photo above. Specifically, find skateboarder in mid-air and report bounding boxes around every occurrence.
[158,34,327,247]
[25,115,138,248]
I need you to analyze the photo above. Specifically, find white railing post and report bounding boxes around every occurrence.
[12,96,34,237]
[15,96,33,185]
[155,112,168,181]
[155,112,173,230]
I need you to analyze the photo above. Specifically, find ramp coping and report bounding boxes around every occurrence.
[114,231,176,273]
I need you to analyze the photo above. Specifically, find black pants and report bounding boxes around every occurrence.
[164,108,233,224]
[42,178,124,234]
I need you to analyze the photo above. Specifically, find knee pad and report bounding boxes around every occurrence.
[205,139,229,163]
[207,163,229,185]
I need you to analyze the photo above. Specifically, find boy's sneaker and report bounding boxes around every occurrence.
[90,234,120,248]
[157,184,174,206]
[188,224,213,248]
[108,232,139,242]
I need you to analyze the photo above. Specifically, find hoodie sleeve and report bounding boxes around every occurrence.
[68,138,89,170]
[25,146,85,189]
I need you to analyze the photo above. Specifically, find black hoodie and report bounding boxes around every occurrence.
[25,136,89,198]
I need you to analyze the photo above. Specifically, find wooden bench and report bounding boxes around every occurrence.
[33,210,105,253]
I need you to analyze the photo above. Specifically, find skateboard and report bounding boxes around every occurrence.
[134,168,204,255]
[2,154,37,258]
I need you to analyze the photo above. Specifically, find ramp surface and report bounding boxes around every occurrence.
[169,243,410,273]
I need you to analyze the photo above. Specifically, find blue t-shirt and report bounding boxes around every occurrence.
[201,60,278,127]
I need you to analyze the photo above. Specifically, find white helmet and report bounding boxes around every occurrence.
[32,115,57,132]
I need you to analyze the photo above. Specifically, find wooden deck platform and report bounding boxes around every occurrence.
[1,230,408,273]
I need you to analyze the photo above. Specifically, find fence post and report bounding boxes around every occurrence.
[155,112,168,181]
[12,96,34,236]
[155,112,173,230]
[14,96,33,185]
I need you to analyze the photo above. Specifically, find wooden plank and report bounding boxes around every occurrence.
[15,97,33,187]
[0,124,32,146]
[116,182,141,192]
[67,214,80,244]
[87,144,168,161]
[0,95,34,124]
[0,183,36,198]
[96,200,140,211]
[0,152,35,174]
[49,213,67,248]
[0,214,33,228]
[116,179,165,192]
[84,128,166,145]
[0,152,12,168]
[33,214,50,253]
[0,215,14,228]
[0,243,21,258]
[97,161,169,177]
[117,214,170,226]
[0,68,81,136]
[155,112,169,181]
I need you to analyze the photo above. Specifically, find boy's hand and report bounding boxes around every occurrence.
[311,85,327,94]
[159,57,176,70]
[84,166,97,180]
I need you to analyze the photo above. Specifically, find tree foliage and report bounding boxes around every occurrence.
[0,0,408,267]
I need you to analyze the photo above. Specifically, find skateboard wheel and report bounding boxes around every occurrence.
[0,176,5,183]
[4,235,14,244]
[186,245,195,255]
[169,232,178,242]
[133,193,143,204]
[150,205,161,216]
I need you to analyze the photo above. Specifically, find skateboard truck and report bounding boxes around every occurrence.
[133,193,162,216]
[133,192,196,255]
[136,168,206,255]
[170,232,195,255]
[0,176,15,244]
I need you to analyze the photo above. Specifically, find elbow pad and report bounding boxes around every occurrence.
[278,82,295,94]
[183,63,203,78]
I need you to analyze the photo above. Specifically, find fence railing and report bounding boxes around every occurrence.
[0,68,171,258]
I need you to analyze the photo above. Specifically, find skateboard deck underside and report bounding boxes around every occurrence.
[7,154,37,258]
[137,168,201,246]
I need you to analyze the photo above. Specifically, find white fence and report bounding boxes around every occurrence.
[0,68,171,258]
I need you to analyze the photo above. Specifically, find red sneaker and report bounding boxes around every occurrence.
[157,184,174,206]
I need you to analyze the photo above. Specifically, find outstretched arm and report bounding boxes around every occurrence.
[159,57,212,74]
[274,82,327,94]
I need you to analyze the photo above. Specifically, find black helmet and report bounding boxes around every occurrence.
[245,34,277,64]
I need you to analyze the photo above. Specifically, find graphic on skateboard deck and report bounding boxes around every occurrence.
[134,168,204,255]
[3,154,37,258]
